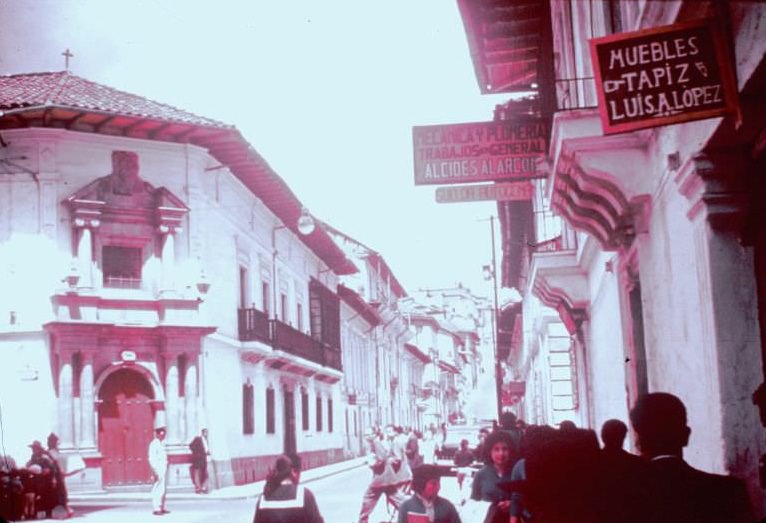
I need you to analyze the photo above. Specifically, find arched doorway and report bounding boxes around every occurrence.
[98,368,155,486]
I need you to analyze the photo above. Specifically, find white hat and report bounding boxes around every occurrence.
[154,411,167,430]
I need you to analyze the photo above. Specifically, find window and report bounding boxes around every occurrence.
[316,396,323,431]
[309,279,341,349]
[102,246,142,288]
[239,266,248,309]
[301,390,309,431]
[242,383,254,434]
[266,388,276,434]
[262,281,270,315]
[280,293,288,323]
[328,398,333,433]
[296,303,303,332]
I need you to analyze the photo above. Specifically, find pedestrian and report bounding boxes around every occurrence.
[405,428,422,470]
[629,392,755,523]
[253,453,324,523]
[473,427,490,465]
[46,432,74,518]
[148,425,170,516]
[356,425,410,523]
[26,440,57,519]
[397,464,462,523]
[594,419,648,523]
[452,439,473,491]
[189,428,211,493]
[469,430,515,523]
[420,427,438,465]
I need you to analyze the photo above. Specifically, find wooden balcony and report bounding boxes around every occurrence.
[238,307,271,344]
[238,308,342,371]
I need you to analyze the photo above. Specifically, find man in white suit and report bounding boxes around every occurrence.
[148,425,169,516]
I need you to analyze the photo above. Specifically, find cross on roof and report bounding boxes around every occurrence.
[62,49,74,71]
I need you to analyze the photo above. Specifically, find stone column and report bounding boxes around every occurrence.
[58,354,74,447]
[73,219,98,288]
[80,353,96,448]
[185,361,198,437]
[676,150,762,473]
[164,356,180,444]
[158,226,176,293]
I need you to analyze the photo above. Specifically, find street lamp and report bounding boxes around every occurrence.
[271,207,316,320]
[482,215,504,421]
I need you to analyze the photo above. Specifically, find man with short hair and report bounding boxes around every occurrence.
[148,425,169,516]
[630,392,754,523]
[397,464,461,523]
[189,428,211,493]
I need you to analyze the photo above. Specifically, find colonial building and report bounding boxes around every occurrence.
[325,224,423,434]
[0,72,357,490]
[458,0,766,513]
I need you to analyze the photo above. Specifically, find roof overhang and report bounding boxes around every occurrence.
[457,0,550,95]
[339,284,381,326]
[0,104,357,276]
[404,343,431,364]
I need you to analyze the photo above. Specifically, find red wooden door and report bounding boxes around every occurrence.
[98,369,154,486]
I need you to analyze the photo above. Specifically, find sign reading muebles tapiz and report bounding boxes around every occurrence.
[412,119,547,185]
[590,19,738,135]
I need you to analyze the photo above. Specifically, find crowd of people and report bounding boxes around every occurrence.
[1,392,757,522]
[0,433,75,521]
[251,392,757,523]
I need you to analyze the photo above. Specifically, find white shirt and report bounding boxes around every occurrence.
[148,438,168,474]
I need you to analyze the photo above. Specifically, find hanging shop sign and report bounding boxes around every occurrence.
[435,181,534,204]
[413,119,548,185]
[590,19,739,135]
[501,381,526,406]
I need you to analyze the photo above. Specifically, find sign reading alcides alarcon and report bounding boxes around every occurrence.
[412,119,547,185]
[590,19,738,135]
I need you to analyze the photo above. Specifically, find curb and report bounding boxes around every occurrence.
[70,458,366,503]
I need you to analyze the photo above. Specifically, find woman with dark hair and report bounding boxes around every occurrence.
[253,453,324,523]
[469,430,515,523]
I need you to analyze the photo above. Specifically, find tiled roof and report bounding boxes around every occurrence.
[0,71,357,276]
[0,71,229,128]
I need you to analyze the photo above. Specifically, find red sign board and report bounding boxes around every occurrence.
[501,381,526,406]
[590,19,739,135]
[435,182,534,204]
[413,119,547,185]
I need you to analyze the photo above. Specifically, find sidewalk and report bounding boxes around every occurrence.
[69,457,367,503]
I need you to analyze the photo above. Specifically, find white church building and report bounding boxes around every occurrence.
[0,71,358,490]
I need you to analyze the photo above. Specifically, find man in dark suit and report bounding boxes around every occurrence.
[189,428,210,494]
[630,392,754,523]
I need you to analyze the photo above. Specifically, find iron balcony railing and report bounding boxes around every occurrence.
[238,307,271,344]
[555,76,598,111]
[238,308,342,371]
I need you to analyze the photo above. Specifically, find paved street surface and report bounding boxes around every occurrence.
[66,463,468,523]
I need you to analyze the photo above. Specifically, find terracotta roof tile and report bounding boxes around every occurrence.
[0,71,229,128]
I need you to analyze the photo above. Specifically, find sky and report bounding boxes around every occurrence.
[1,0,515,298]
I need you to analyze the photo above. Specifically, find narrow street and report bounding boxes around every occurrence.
[68,465,466,523]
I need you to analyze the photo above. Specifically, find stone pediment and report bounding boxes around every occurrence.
[64,151,188,231]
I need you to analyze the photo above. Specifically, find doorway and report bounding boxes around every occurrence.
[98,368,155,486]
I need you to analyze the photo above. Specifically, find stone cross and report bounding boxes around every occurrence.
[62,48,74,71]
